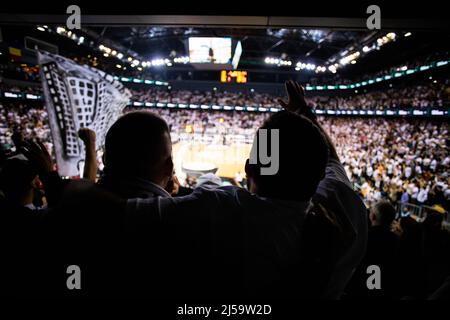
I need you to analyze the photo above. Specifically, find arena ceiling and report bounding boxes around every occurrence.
[83,26,450,76]
[86,26,373,65]
[1,1,449,81]
[1,22,449,81]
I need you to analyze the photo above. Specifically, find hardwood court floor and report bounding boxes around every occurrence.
[173,141,252,179]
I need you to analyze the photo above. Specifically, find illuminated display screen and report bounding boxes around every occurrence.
[189,37,232,64]
[220,70,248,83]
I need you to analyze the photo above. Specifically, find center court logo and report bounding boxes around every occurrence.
[249,129,279,175]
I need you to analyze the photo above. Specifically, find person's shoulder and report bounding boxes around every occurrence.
[318,170,354,196]
[324,159,353,184]
[192,184,244,198]
[316,172,366,213]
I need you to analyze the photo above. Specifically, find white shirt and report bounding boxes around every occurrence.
[405,167,412,178]
[366,166,373,177]
[415,165,422,175]
[417,188,428,203]
[430,159,437,171]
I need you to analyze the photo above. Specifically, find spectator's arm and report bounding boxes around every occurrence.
[78,128,97,182]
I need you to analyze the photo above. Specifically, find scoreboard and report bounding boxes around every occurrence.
[220,70,248,83]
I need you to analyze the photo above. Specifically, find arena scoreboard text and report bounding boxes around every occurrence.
[220,70,248,83]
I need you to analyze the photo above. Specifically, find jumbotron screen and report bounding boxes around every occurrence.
[188,37,232,64]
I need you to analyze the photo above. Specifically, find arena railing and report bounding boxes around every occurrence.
[2,89,449,117]
[126,102,450,117]
[397,202,450,230]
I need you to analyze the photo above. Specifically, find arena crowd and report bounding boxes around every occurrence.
[1,100,448,208]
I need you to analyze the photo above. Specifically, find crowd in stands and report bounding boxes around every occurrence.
[130,88,279,108]
[322,118,449,208]
[3,81,449,111]
[308,81,449,110]
[0,102,52,158]
[126,80,449,111]
[1,98,448,210]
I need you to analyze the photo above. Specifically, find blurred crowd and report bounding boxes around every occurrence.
[3,82,449,111]
[322,118,449,208]
[0,102,53,156]
[130,88,279,108]
[1,100,448,210]
[129,81,449,110]
[308,82,449,110]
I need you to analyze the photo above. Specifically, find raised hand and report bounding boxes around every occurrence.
[279,81,338,160]
[78,128,97,181]
[21,139,54,174]
[78,128,96,147]
[278,80,315,119]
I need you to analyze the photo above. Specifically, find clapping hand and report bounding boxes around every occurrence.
[278,80,315,119]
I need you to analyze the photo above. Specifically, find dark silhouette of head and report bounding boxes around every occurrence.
[423,211,444,232]
[103,111,173,187]
[370,200,396,228]
[0,157,39,206]
[245,111,329,201]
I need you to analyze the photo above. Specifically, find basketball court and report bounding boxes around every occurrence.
[173,140,251,179]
